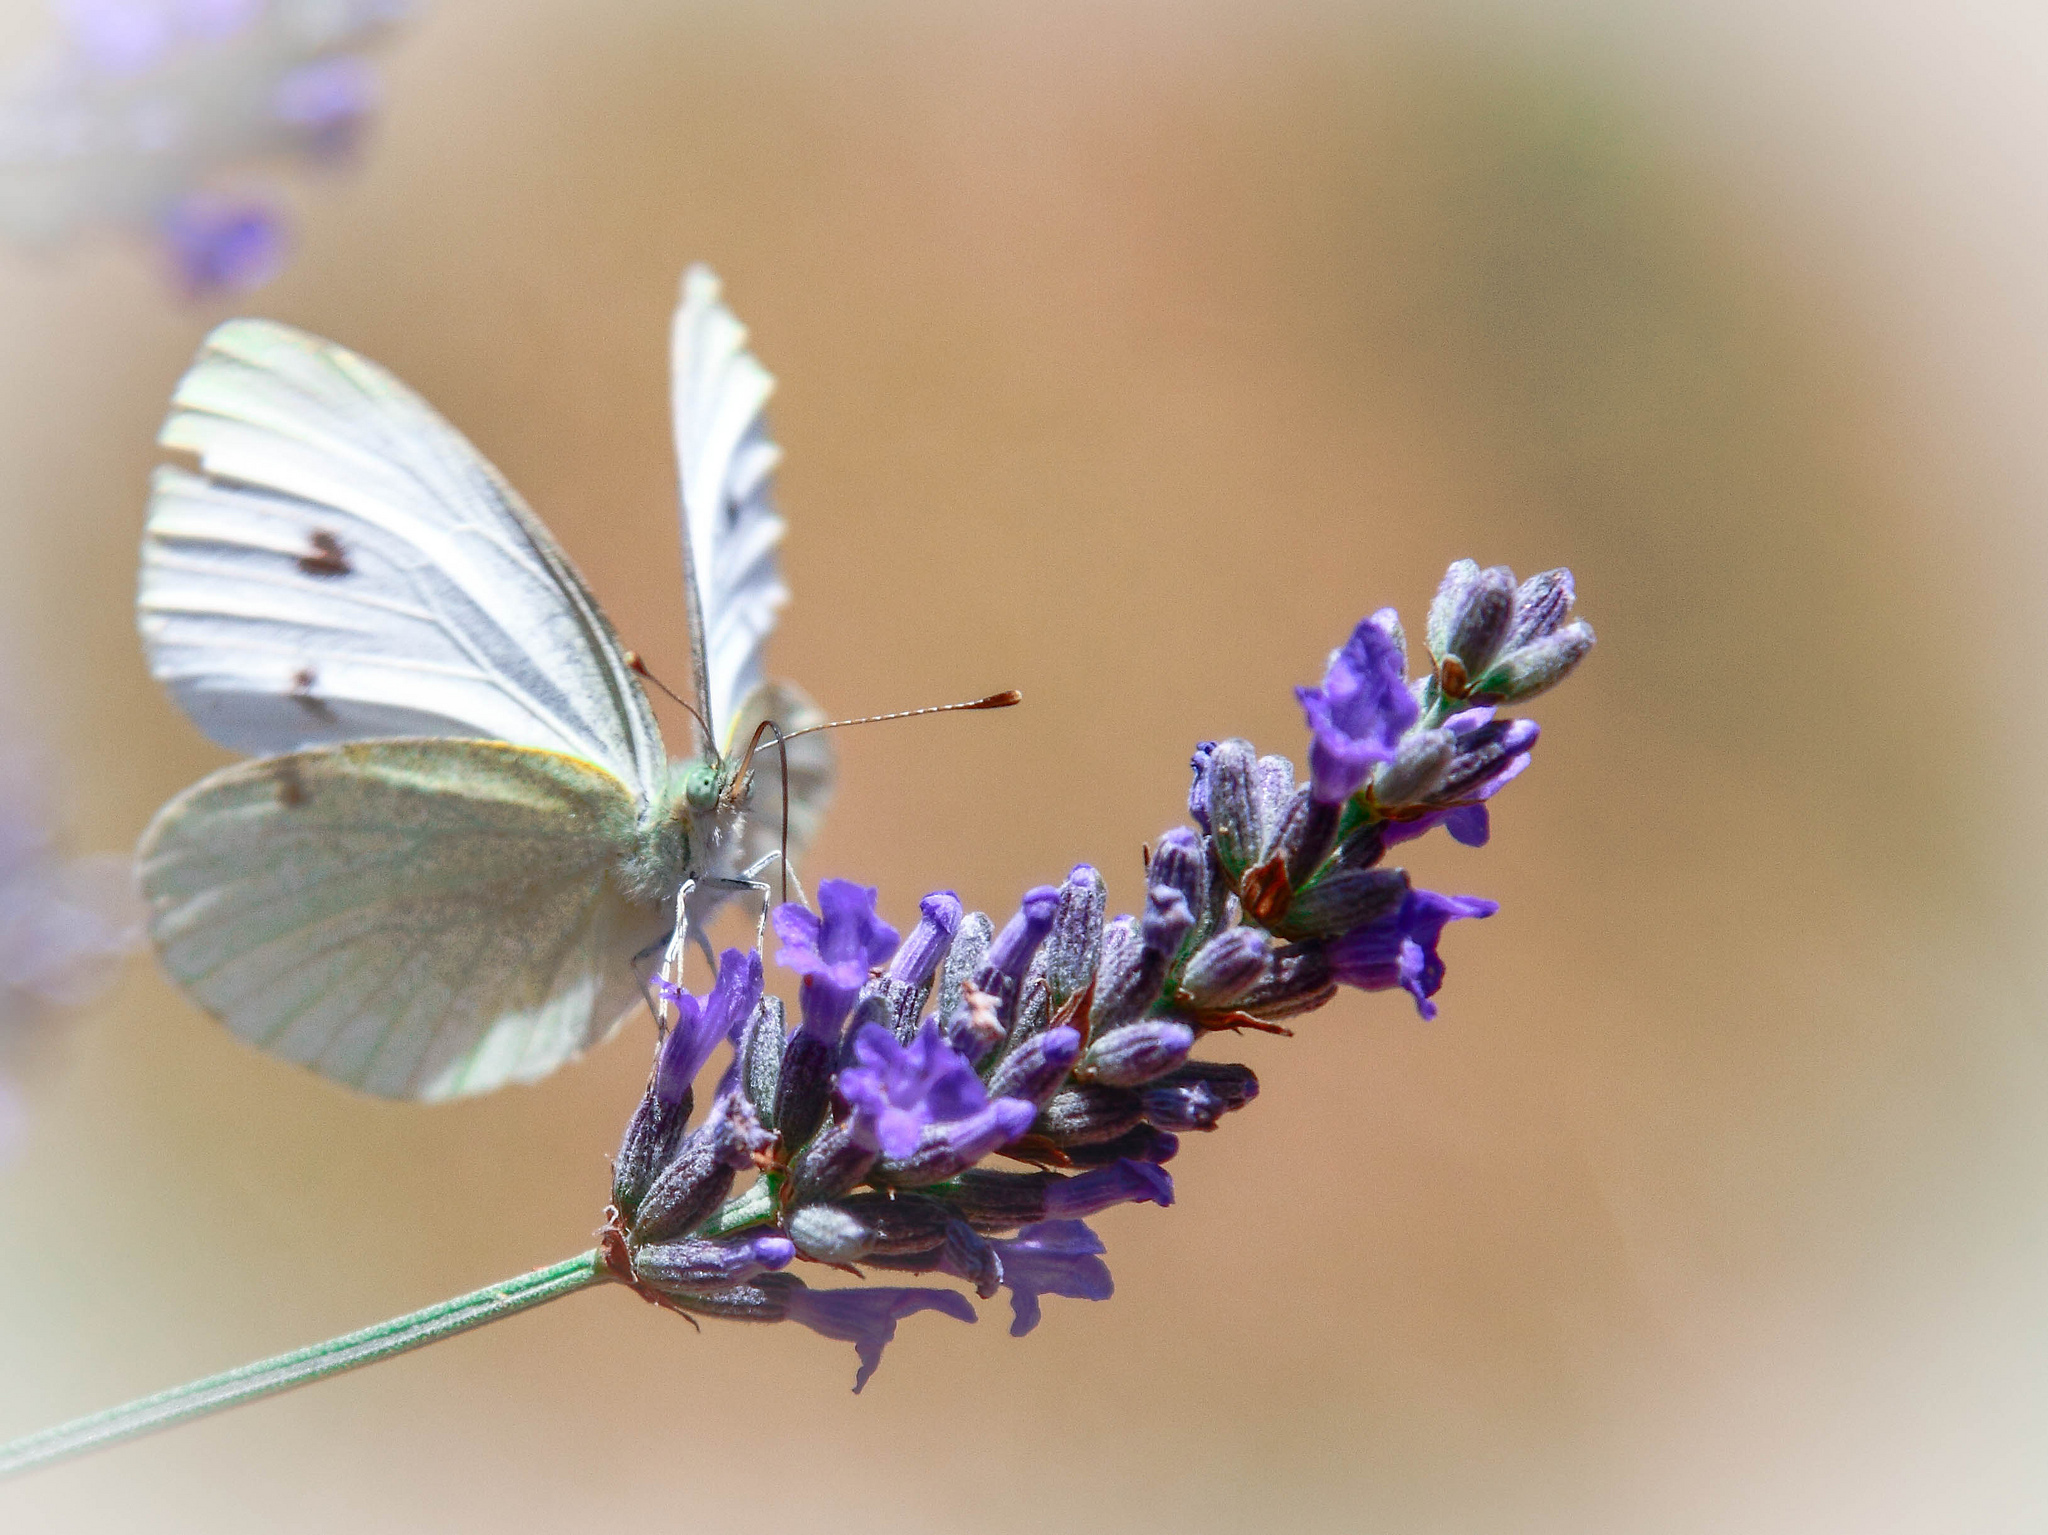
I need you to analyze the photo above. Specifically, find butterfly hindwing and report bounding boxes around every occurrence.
[137,739,666,1101]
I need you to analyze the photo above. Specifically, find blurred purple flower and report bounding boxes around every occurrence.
[158,192,284,295]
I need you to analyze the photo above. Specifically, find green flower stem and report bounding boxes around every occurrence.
[0,1249,609,1481]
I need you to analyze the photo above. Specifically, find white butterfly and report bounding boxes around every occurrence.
[134,265,833,1101]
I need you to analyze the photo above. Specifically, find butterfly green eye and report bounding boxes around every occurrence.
[681,760,722,812]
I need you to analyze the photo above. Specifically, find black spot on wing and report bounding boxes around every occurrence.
[297,530,351,578]
[291,667,337,722]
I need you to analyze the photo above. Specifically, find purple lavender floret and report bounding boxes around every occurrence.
[652,946,763,1107]
[1328,888,1499,1020]
[1045,1159,1175,1217]
[774,879,900,1041]
[1295,611,1418,805]
[991,1220,1114,1337]
[839,1020,987,1159]
[783,1285,978,1394]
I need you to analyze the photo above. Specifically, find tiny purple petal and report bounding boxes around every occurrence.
[887,890,962,987]
[1328,887,1498,1019]
[840,1020,990,1158]
[1444,805,1491,847]
[783,1285,977,1393]
[1295,616,1419,805]
[991,1219,1113,1337]
[272,56,380,155]
[775,881,899,1040]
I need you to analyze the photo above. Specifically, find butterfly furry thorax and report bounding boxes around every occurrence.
[134,266,834,1102]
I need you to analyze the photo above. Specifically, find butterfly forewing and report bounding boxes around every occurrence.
[141,318,666,798]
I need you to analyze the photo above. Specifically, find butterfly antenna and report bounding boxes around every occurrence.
[754,690,1023,749]
[724,719,794,905]
[626,652,718,762]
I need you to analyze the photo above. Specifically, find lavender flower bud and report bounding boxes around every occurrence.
[633,1233,795,1297]
[665,1272,798,1323]
[1036,1082,1143,1146]
[1057,1124,1181,1167]
[789,1115,879,1203]
[946,982,1006,1066]
[1205,739,1265,879]
[1273,867,1409,943]
[1146,829,1210,937]
[890,890,964,988]
[948,1169,1056,1233]
[772,1031,836,1155]
[734,994,785,1127]
[1433,715,1540,804]
[610,1081,682,1224]
[931,910,994,1040]
[1043,864,1107,1015]
[1140,1062,1259,1131]
[1255,754,1297,824]
[1092,887,1194,1032]
[985,1025,1082,1106]
[1188,741,1217,831]
[833,1191,958,1253]
[1232,945,1338,1021]
[1080,1020,1195,1087]
[1270,785,1341,887]
[632,1094,772,1245]
[976,886,1061,999]
[1177,927,1271,1010]
[788,1204,875,1264]
[1372,728,1456,808]
[1043,1158,1175,1216]
[1504,567,1575,650]
[1470,620,1595,704]
[1427,560,1517,685]
[872,1097,1038,1187]
[862,1219,1000,1298]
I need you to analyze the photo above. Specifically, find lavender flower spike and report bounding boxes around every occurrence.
[840,1020,988,1159]
[991,1220,1114,1337]
[1295,612,1419,804]
[1328,888,1499,1020]
[783,1285,978,1393]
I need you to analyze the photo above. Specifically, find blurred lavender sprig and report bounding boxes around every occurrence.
[0,719,144,1158]
[602,558,1595,1389]
[0,0,411,296]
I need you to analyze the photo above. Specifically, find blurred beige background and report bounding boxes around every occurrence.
[2,0,2045,1529]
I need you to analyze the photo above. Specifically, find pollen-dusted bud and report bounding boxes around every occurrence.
[788,1204,875,1264]
[1058,1123,1181,1166]
[986,1025,1082,1106]
[1036,1082,1144,1146]
[634,1232,795,1297]
[632,1094,773,1245]
[1043,864,1107,1017]
[665,1271,800,1323]
[1273,867,1409,943]
[1469,620,1594,704]
[1204,738,1265,880]
[1427,560,1517,684]
[1079,1020,1195,1087]
[1177,927,1271,1011]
